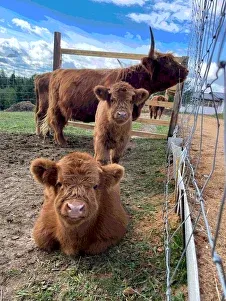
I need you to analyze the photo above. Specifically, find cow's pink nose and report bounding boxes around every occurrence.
[117,111,127,119]
[66,202,85,218]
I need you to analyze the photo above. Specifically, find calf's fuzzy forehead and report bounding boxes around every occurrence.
[57,152,100,186]
[109,82,135,99]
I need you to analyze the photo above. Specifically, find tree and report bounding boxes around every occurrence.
[0,87,17,110]
[0,69,7,89]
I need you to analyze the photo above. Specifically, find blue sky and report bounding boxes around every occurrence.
[0,0,224,91]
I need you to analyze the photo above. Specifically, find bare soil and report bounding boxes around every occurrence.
[182,115,225,300]
[5,101,35,112]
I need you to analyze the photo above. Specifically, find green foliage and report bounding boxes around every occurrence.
[0,69,36,110]
[0,87,17,110]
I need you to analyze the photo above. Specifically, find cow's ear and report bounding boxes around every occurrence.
[30,158,58,186]
[133,88,149,105]
[94,85,111,102]
[99,164,124,187]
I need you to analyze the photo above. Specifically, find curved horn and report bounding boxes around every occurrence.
[148,26,155,58]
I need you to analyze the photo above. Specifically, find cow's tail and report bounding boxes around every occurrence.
[40,113,50,137]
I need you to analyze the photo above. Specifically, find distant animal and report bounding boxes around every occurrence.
[34,72,51,136]
[42,27,188,145]
[149,95,167,119]
[93,82,149,165]
[30,152,129,256]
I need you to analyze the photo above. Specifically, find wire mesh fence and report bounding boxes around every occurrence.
[164,0,226,299]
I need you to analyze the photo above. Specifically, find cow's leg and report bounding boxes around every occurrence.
[149,106,153,119]
[111,137,129,164]
[33,220,58,252]
[84,239,117,255]
[49,109,67,146]
[154,107,158,119]
[36,110,48,137]
[94,137,110,165]
[35,112,40,136]
[158,107,164,119]
[60,240,79,256]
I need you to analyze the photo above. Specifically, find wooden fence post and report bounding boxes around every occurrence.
[53,32,62,70]
[168,82,183,137]
[168,56,189,138]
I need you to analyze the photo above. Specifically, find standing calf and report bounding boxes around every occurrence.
[30,152,128,256]
[93,82,149,164]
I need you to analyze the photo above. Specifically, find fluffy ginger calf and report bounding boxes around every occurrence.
[93,81,149,164]
[30,152,129,256]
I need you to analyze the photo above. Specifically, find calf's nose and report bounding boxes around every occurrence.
[116,111,127,119]
[66,202,85,218]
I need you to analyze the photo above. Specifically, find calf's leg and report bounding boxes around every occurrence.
[111,137,129,164]
[33,220,58,252]
[94,137,110,165]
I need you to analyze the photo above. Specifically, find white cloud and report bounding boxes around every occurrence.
[127,0,191,33]
[0,19,5,23]
[201,62,223,81]
[12,18,50,36]
[153,2,191,22]
[92,0,147,6]
[0,26,6,33]
[124,32,134,39]
[128,12,180,33]
[211,83,224,93]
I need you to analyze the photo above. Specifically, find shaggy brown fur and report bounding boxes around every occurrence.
[43,28,188,145]
[149,95,167,119]
[30,152,129,256]
[93,82,149,164]
[34,72,51,136]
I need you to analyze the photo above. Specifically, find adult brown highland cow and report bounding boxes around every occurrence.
[93,81,149,165]
[42,27,188,145]
[30,152,128,256]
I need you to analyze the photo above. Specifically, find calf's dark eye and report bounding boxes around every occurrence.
[55,182,62,189]
[93,185,98,190]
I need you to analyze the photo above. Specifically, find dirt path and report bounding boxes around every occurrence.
[184,115,225,300]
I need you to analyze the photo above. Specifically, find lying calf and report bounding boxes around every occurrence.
[31,152,128,256]
[94,81,149,164]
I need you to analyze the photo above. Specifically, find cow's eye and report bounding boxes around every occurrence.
[55,182,62,189]
[93,185,98,190]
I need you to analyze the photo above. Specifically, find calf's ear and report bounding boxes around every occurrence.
[94,85,110,102]
[133,88,149,105]
[30,158,58,186]
[99,164,124,187]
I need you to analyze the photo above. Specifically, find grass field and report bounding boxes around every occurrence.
[0,111,186,300]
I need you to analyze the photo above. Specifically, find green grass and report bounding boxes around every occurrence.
[0,111,37,134]
[0,111,187,300]
[0,111,167,135]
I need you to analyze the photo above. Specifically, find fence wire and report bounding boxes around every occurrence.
[164,0,226,299]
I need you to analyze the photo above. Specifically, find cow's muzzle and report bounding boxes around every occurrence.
[65,201,86,219]
[114,111,129,123]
